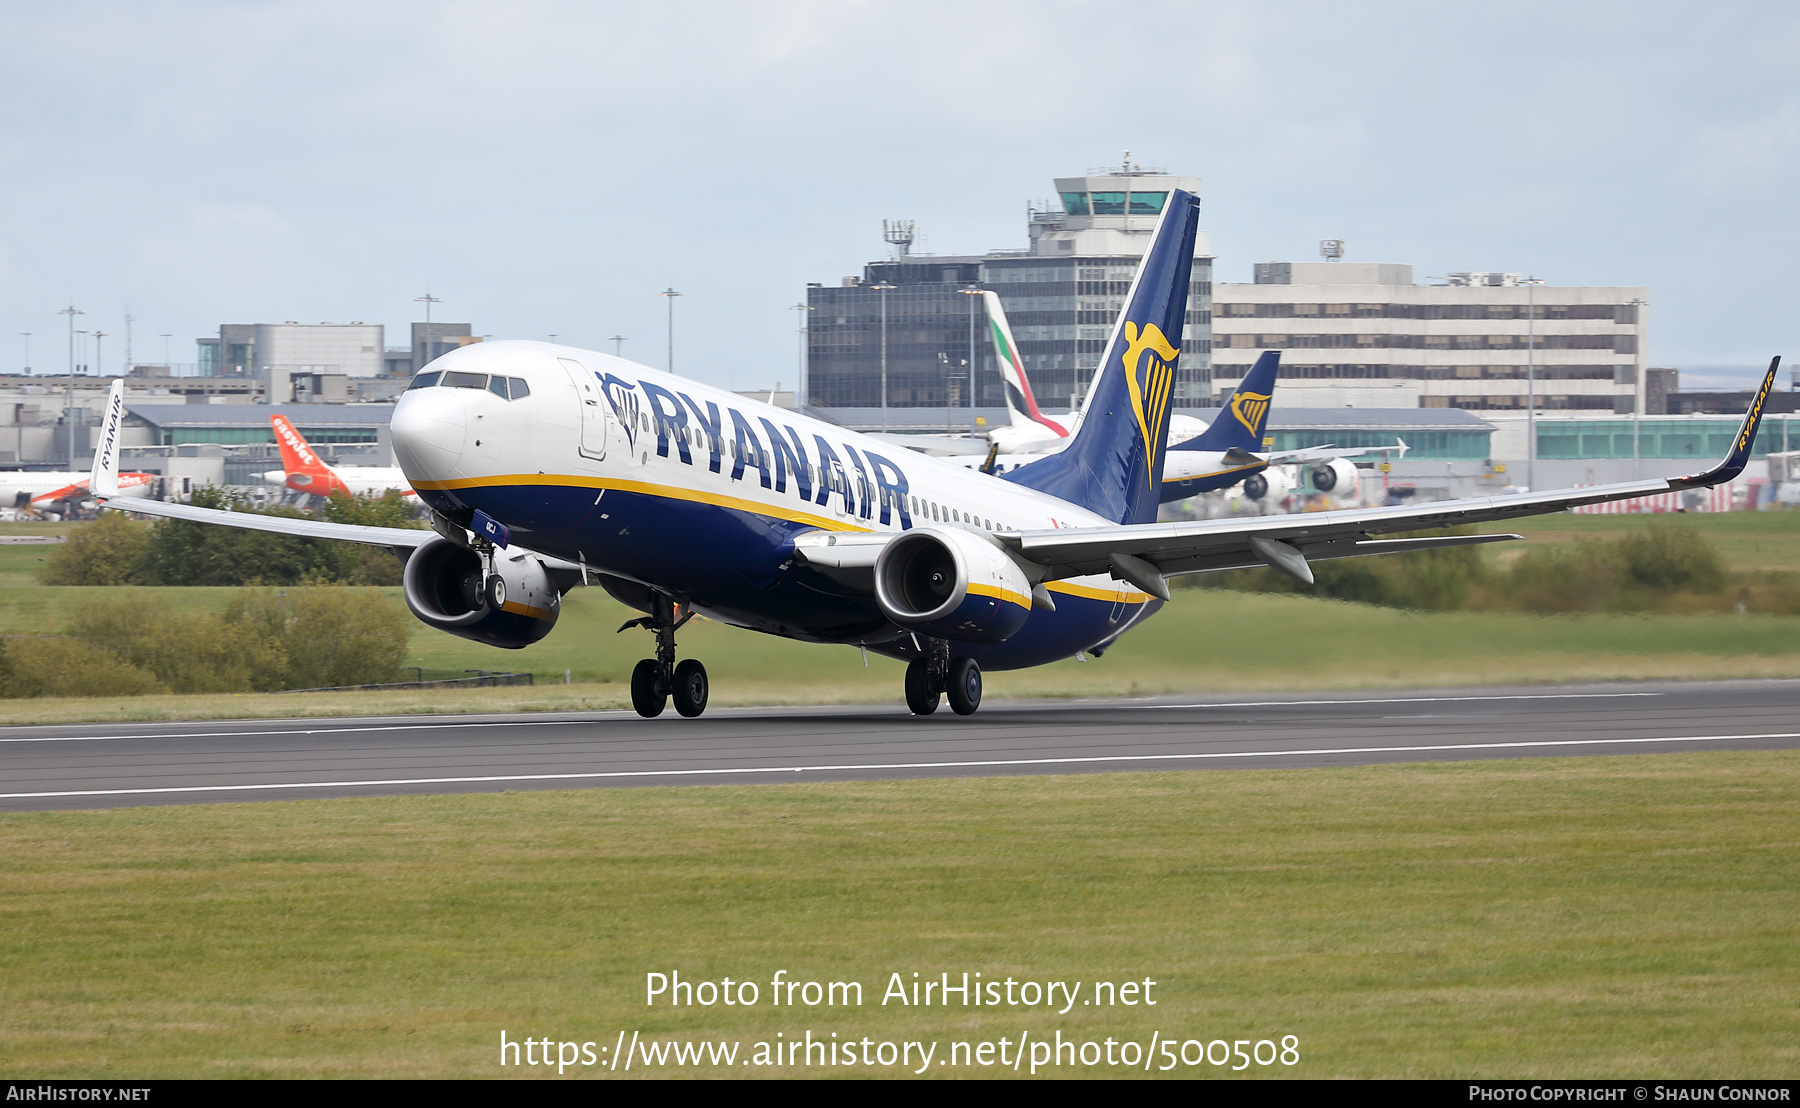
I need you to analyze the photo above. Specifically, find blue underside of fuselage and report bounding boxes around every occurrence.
[1159,468,1259,502]
[419,481,1160,671]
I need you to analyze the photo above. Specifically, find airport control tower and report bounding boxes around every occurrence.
[806,156,1213,414]
[1026,157,1208,260]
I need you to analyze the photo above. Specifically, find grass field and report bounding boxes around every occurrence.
[3,512,1800,722]
[2,751,1795,1078]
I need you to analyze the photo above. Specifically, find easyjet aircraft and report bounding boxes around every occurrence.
[87,190,1780,720]
[264,414,415,500]
[0,470,152,509]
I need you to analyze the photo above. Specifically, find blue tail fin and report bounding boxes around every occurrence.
[1173,350,1280,453]
[1001,189,1200,524]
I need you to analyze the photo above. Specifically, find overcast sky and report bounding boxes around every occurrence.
[1,1,1794,391]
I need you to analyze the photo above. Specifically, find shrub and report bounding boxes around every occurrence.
[38,512,151,586]
[0,636,168,698]
[1494,525,1726,613]
[44,488,424,588]
[137,487,342,586]
[69,596,288,694]
[1616,526,1725,593]
[223,588,411,690]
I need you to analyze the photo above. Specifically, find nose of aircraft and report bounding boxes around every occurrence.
[392,388,466,481]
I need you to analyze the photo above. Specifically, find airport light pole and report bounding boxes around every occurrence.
[18,333,28,375]
[415,292,441,373]
[1523,276,1541,492]
[160,334,171,371]
[872,283,896,427]
[60,306,83,468]
[659,287,682,373]
[791,302,812,409]
[610,335,626,358]
[960,285,983,435]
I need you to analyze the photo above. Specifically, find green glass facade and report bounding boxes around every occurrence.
[1535,416,1799,460]
[156,426,379,446]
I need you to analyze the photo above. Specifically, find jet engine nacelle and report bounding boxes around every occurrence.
[1310,458,1361,497]
[402,536,560,649]
[873,527,1033,644]
[1241,467,1294,502]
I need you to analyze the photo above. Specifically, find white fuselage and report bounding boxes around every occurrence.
[389,341,1159,635]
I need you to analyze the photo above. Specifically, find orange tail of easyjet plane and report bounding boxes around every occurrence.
[270,414,348,497]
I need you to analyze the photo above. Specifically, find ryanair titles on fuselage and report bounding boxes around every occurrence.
[597,370,916,529]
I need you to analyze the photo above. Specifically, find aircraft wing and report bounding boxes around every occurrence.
[99,494,435,552]
[85,379,583,571]
[994,358,1780,597]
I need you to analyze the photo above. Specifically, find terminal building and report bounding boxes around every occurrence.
[806,159,1214,415]
[1211,260,1649,414]
[195,320,475,405]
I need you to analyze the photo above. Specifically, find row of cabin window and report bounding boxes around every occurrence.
[409,370,532,401]
[909,495,1004,532]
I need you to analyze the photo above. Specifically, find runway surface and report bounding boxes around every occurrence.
[2,679,1798,811]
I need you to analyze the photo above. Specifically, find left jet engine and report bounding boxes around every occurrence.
[873,527,1033,644]
[402,536,561,649]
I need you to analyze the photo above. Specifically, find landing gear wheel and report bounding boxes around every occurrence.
[671,658,709,718]
[630,658,667,718]
[485,574,507,610]
[904,657,940,716]
[946,656,982,716]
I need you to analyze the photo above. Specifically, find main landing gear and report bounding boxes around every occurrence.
[904,637,982,717]
[619,595,709,718]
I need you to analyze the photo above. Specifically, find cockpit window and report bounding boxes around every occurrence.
[408,370,531,400]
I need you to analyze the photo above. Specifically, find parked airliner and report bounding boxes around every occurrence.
[263,415,416,500]
[0,470,152,510]
[88,190,1780,719]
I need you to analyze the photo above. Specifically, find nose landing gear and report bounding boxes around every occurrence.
[619,594,708,718]
[903,638,982,717]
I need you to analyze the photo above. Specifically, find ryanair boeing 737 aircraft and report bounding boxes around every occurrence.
[86,190,1780,719]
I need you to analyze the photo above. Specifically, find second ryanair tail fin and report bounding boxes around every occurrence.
[1002,189,1200,524]
[1174,350,1280,454]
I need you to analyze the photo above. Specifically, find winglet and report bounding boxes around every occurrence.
[1669,356,1781,490]
[90,379,126,499]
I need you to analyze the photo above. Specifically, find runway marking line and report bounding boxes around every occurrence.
[0,691,1664,745]
[1141,693,1661,709]
[3,730,1795,801]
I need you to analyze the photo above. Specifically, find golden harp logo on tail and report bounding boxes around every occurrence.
[1122,321,1180,483]
[1230,390,1271,437]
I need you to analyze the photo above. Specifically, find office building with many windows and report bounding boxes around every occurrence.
[806,162,1214,414]
[1212,263,1648,413]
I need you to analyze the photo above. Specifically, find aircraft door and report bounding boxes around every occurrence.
[557,357,609,461]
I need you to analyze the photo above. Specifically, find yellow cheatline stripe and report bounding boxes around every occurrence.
[1047,580,1153,604]
[966,581,1032,610]
[411,473,871,533]
[500,599,553,621]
